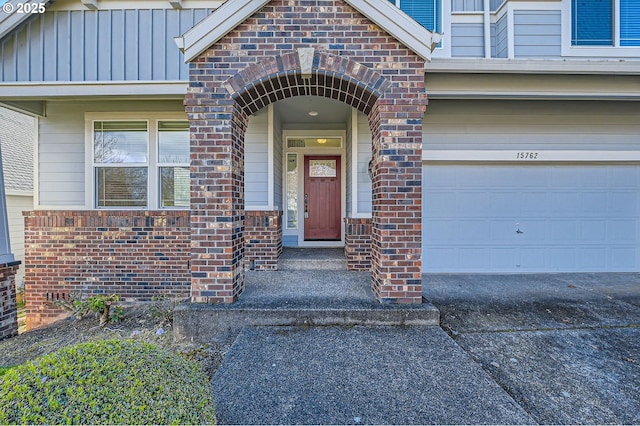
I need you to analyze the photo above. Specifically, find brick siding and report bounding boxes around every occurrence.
[0,262,20,340]
[186,0,426,303]
[23,211,191,330]
[344,218,372,271]
[245,210,283,270]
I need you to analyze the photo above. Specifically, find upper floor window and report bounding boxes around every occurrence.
[572,0,640,46]
[389,0,442,33]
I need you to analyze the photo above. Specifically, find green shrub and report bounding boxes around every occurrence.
[0,367,13,377]
[0,339,216,425]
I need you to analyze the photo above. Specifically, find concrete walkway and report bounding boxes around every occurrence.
[211,272,640,425]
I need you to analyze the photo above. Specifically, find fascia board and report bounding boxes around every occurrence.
[176,0,439,63]
[179,0,270,63]
[426,58,640,75]
[344,0,437,61]
[0,81,188,98]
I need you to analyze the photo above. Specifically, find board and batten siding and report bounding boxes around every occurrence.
[513,10,561,58]
[245,109,269,207]
[451,23,485,57]
[0,8,212,82]
[422,100,640,152]
[38,100,185,207]
[356,112,372,214]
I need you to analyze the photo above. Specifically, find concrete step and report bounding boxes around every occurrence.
[278,247,347,271]
[278,258,348,270]
[173,270,439,343]
[174,301,440,343]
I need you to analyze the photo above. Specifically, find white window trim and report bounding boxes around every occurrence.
[85,112,189,210]
[391,0,451,57]
[561,0,640,57]
[282,129,346,248]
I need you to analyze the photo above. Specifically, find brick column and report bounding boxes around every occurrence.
[186,94,248,303]
[369,101,425,304]
[0,262,20,340]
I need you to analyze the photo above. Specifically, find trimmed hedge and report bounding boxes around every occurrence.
[0,339,216,425]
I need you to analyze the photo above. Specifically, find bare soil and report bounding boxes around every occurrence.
[0,302,230,380]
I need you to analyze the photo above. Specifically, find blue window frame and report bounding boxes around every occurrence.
[572,0,640,46]
[389,0,442,33]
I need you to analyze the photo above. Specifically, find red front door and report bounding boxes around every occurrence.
[304,156,341,240]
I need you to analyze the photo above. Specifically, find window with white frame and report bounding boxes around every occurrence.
[388,0,442,33]
[91,118,189,209]
[572,0,640,46]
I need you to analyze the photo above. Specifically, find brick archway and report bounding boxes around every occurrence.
[185,0,427,304]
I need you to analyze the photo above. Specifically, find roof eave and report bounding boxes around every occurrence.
[175,0,442,63]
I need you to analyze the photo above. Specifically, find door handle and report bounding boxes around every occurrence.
[516,223,524,234]
[304,194,309,219]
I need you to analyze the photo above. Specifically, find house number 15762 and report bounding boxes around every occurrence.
[516,152,539,160]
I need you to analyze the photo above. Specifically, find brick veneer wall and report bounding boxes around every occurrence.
[344,218,372,271]
[24,211,191,329]
[186,0,426,303]
[0,262,20,340]
[245,210,283,270]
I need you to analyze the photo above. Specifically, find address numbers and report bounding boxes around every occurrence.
[516,152,539,160]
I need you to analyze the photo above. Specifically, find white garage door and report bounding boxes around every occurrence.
[423,164,640,272]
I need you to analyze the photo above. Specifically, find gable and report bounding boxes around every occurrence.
[176,0,442,63]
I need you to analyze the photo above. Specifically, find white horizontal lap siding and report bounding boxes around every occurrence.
[513,10,561,58]
[245,109,269,207]
[6,194,33,287]
[38,100,185,209]
[451,23,485,57]
[423,100,640,152]
[0,8,211,82]
[495,14,508,58]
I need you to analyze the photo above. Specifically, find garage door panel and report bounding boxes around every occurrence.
[579,220,607,242]
[423,164,640,272]
[609,248,638,269]
[608,192,639,215]
[608,220,637,242]
[580,192,609,215]
[580,248,607,269]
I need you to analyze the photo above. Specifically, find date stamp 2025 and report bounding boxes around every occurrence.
[2,2,46,14]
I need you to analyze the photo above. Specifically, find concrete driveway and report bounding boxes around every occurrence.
[211,272,640,424]
[424,273,640,424]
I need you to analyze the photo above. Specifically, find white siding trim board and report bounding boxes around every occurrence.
[0,81,187,99]
[424,150,640,162]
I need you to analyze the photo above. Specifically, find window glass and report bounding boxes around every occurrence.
[96,167,148,207]
[160,167,190,207]
[571,0,613,46]
[94,121,148,163]
[620,0,640,46]
[158,121,190,164]
[390,0,441,32]
[286,154,298,229]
